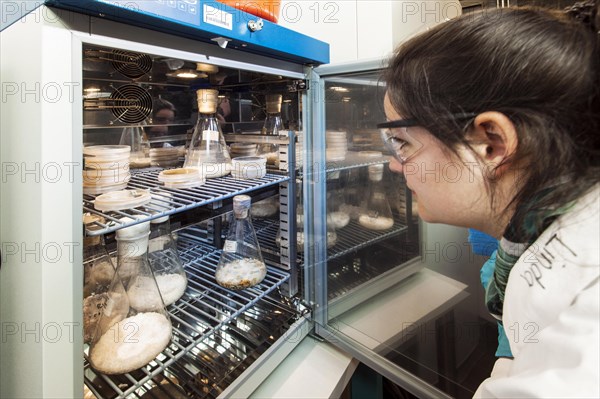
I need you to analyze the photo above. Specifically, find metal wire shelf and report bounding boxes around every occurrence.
[83,170,289,236]
[176,216,288,269]
[253,217,282,259]
[84,236,294,399]
[298,151,391,177]
[296,217,407,265]
[229,204,408,273]
[327,218,408,261]
[292,213,410,304]
[326,249,416,300]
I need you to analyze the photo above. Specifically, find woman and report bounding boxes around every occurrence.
[147,98,177,144]
[381,4,599,398]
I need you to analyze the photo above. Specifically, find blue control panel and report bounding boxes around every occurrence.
[94,0,201,27]
[41,0,330,65]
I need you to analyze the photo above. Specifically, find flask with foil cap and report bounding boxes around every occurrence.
[262,94,284,136]
[215,195,267,290]
[258,94,284,166]
[88,220,172,375]
[184,89,232,178]
[358,164,395,231]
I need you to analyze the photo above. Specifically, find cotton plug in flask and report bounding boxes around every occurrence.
[119,124,151,168]
[88,220,172,375]
[358,164,395,231]
[147,215,188,306]
[184,89,232,178]
[258,94,284,166]
[216,195,267,290]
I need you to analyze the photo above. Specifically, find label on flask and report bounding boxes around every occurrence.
[223,240,237,253]
[202,130,219,142]
[148,237,168,252]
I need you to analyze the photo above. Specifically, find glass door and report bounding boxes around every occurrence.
[308,60,422,321]
[310,60,497,399]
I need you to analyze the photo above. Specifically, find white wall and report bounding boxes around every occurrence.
[278,0,462,64]
[277,1,359,63]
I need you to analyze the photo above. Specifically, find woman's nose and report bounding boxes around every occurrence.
[388,157,403,174]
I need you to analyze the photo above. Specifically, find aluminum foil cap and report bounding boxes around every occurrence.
[266,94,282,114]
[233,195,252,218]
[368,163,384,181]
[197,89,218,114]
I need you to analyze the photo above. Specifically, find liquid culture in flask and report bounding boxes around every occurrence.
[216,195,267,290]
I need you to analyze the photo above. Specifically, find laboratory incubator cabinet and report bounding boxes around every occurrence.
[1,2,485,398]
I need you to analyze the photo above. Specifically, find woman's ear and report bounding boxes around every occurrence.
[467,111,518,176]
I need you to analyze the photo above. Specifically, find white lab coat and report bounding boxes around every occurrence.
[475,185,600,398]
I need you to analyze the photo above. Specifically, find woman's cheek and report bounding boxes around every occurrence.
[388,158,403,174]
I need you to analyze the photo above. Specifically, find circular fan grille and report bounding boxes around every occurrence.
[109,84,152,124]
[111,50,152,78]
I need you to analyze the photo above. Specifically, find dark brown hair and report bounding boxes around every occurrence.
[385,6,599,233]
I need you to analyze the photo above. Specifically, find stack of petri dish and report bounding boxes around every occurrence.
[229,143,257,158]
[325,131,348,162]
[231,156,267,180]
[93,189,153,212]
[158,168,205,189]
[83,145,131,195]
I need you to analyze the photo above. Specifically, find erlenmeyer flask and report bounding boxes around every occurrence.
[326,171,350,229]
[358,164,395,231]
[258,94,283,166]
[84,257,130,346]
[119,125,151,168]
[83,214,112,299]
[339,168,362,220]
[184,89,232,178]
[215,195,267,290]
[83,231,128,344]
[262,94,284,135]
[147,215,187,306]
[251,195,279,219]
[88,221,172,375]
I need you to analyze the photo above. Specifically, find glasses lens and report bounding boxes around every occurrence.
[379,127,423,164]
[380,128,401,162]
